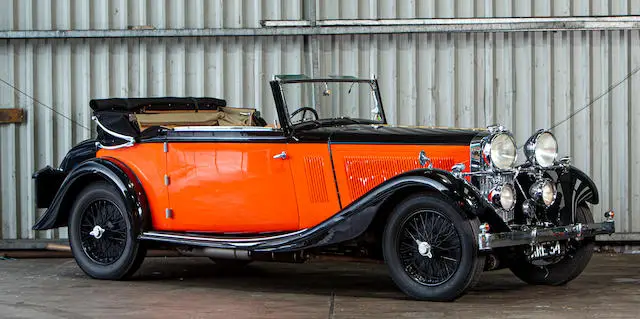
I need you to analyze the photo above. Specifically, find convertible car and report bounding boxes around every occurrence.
[33,75,615,301]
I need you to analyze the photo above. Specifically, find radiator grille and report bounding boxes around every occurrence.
[343,156,455,199]
[304,157,329,203]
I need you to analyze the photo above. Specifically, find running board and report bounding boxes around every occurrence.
[139,229,308,250]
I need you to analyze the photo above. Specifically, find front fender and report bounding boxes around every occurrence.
[556,165,599,224]
[293,168,495,250]
[32,158,149,233]
[558,165,599,205]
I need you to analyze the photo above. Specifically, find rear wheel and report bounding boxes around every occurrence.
[69,181,146,280]
[509,205,595,285]
[382,195,484,301]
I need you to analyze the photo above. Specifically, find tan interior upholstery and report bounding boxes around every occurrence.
[134,107,256,130]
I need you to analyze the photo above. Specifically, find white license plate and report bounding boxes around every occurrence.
[530,241,563,260]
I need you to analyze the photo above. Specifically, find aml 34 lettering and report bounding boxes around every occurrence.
[531,241,563,260]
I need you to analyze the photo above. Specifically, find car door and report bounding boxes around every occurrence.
[164,128,299,233]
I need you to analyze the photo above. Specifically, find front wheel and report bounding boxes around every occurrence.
[382,195,484,301]
[509,205,595,285]
[69,181,146,280]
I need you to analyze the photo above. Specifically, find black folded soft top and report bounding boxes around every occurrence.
[90,97,227,112]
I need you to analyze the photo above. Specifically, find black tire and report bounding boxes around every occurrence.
[382,195,484,301]
[69,181,146,280]
[509,205,595,285]
[209,258,252,268]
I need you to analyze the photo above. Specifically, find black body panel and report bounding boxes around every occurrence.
[90,97,226,112]
[32,158,150,232]
[293,125,481,145]
[59,139,98,172]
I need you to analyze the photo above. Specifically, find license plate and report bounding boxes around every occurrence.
[529,241,564,260]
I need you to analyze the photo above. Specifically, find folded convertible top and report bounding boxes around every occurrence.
[90,97,227,112]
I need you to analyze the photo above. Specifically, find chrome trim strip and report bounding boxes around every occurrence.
[139,229,308,248]
[173,126,280,132]
[478,220,615,250]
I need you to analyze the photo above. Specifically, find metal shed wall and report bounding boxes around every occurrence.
[1,0,640,242]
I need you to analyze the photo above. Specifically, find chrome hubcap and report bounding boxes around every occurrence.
[89,225,105,239]
[416,240,433,258]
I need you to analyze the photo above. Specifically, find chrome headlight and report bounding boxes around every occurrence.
[530,179,557,207]
[524,130,558,167]
[483,133,517,169]
[488,183,516,211]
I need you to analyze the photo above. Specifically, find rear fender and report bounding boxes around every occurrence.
[32,158,150,233]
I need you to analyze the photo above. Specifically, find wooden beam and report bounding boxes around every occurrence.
[0,108,25,124]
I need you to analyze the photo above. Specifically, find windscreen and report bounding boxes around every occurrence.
[280,81,384,125]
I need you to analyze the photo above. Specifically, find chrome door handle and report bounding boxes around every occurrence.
[273,151,287,160]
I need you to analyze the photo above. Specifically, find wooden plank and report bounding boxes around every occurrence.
[0,108,25,124]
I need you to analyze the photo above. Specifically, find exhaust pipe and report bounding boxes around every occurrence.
[177,247,251,260]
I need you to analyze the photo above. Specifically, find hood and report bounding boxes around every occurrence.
[293,124,484,145]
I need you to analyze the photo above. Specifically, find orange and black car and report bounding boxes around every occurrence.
[32,75,615,301]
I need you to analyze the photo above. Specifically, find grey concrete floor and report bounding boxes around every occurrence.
[0,254,638,319]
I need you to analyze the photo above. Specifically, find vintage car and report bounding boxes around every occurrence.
[32,74,615,301]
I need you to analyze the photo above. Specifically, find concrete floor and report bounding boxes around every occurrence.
[0,254,638,319]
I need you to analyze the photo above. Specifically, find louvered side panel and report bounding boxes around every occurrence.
[303,156,329,203]
[343,156,455,200]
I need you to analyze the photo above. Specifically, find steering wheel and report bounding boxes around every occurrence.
[289,107,319,123]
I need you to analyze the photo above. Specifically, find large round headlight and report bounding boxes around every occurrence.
[484,133,517,169]
[525,130,558,167]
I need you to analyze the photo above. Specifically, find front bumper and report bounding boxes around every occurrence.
[478,218,615,251]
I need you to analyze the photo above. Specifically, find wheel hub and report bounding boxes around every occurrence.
[416,240,433,258]
[89,225,106,239]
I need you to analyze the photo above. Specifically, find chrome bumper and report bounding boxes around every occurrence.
[478,219,615,251]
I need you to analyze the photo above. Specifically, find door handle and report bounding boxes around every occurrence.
[273,151,287,160]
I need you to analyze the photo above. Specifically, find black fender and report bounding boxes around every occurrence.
[557,165,599,224]
[558,165,599,205]
[32,157,150,233]
[276,168,500,251]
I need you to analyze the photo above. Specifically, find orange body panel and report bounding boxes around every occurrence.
[286,144,341,229]
[99,141,470,233]
[330,144,471,206]
[97,144,170,229]
[165,143,299,232]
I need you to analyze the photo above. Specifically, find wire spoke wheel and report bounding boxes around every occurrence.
[78,199,128,265]
[397,209,462,286]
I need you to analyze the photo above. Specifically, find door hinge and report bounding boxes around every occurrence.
[163,142,168,153]
[165,208,173,219]
[164,174,170,186]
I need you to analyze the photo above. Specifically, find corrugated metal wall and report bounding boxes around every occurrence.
[1,0,640,241]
